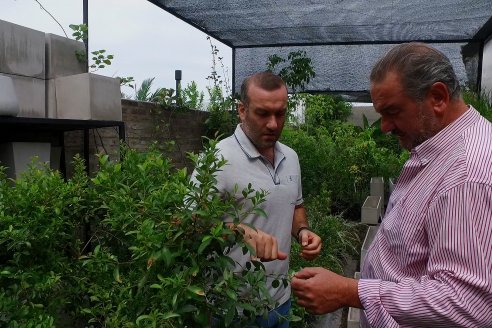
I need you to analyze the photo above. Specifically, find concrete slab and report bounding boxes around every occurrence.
[0,74,20,116]
[361,225,379,268]
[370,176,385,207]
[45,33,86,79]
[55,73,122,120]
[361,195,382,225]
[0,19,45,79]
[349,105,380,128]
[0,142,51,179]
[0,73,45,118]
[46,79,57,118]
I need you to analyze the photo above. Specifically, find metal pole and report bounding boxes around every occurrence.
[83,0,89,72]
[175,70,182,102]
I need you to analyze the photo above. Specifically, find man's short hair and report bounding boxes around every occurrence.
[370,42,461,101]
[240,71,287,106]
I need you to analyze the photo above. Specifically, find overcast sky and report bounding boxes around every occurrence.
[1,0,233,99]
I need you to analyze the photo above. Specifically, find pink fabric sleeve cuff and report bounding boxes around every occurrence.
[358,278,382,310]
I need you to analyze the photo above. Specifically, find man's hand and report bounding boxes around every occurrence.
[238,224,288,261]
[298,229,322,260]
[291,267,361,314]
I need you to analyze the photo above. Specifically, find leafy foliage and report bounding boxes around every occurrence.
[302,93,352,127]
[0,143,285,327]
[267,51,315,93]
[204,36,238,139]
[182,81,205,110]
[463,88,492,122]
[69,24,114,72]
[281,120,407,218]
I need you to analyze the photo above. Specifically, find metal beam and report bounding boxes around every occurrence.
[83,0,89,72]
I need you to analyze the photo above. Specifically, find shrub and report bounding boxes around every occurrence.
[281,121,407,218]
[0,142,285,327]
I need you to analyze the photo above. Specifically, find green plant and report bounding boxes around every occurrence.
[302,93,352,128]
[462,88,492,122]
[0,142,289,327]
[182,81,205,110]
[281,122,407,218]
[266,50,316,125]
[205,36,238,139]
[69,24,114,72]
[267,51,315,93]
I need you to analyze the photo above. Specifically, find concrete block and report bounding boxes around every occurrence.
[361,195,382,225]
[0,74,19,116]
[354,271,360,279]
[46,79,57,118]
[349,105,380,128]
[0,19,45,79]
[361,225,379,268]
[370,176,385,206]
[45,33,86,79]
[347,306,361,328]
[0,142,51,179]
[55,73,122,120]
[0,73,45,118]
[389,177,396,195]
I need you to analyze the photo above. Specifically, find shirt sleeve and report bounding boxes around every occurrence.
[358,182,492,327]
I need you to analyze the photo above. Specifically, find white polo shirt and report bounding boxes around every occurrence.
[215,124,303,307]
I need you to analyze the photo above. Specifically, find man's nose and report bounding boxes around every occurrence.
[266,116,278,129]
[380,116,394,134]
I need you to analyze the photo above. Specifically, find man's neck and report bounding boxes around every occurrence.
[259,147,275,165]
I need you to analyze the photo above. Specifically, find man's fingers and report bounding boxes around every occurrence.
[277,250,288,260]
[294,267,320,279]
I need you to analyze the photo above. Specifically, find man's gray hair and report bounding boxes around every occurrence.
[370,42,461,101]
[240,71,287,106]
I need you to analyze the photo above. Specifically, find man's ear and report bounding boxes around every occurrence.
[238,101,246,121]
[428,82,450,116]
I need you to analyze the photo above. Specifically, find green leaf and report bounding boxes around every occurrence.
[159,312,180,320]
[198,238,212,254]
[187,285,205,296]
[113,267,122,283]
[136,315,152,325]
[225,289,237,301]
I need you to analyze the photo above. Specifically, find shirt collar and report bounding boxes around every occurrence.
[233,124,285,165]
[412,105,480,165]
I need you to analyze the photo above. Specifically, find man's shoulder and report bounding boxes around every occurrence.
[215,134,240,157]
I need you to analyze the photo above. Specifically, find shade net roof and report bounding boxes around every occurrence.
[149,0,492,100]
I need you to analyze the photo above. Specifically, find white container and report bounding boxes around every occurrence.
[55,73,122,120]
[361,195,382,225]
[0,75,19,116]
[347,306,360,328]
[1,73,45,118]
[0,142,51,179]
[370,176,385,206]
[0,19,45,79]
[45,33,86,79]
[389,177,396,195]
[361,225,379,268]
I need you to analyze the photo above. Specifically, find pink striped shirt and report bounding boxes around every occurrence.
[359,106,492,327]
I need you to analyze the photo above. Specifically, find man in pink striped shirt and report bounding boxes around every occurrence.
[291,43,492,327]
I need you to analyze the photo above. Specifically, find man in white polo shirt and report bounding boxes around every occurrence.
[212,71,322,327]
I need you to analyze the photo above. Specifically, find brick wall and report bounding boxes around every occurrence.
[64,99,209,176]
